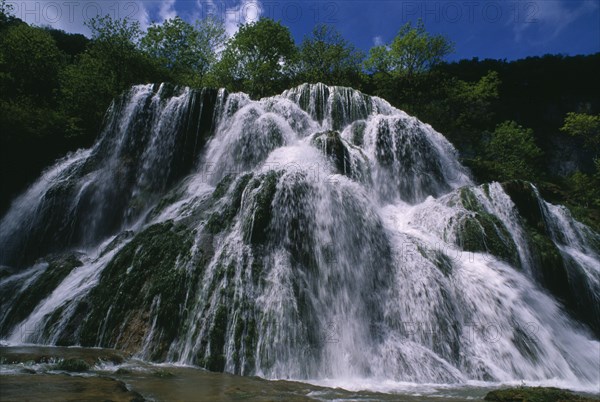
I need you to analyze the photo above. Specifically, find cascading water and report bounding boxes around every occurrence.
[0,83,598,392]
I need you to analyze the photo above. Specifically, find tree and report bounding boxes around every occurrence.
[84,15,149,89]
[215,18,297,98]
[484,121,543,181]
[365,19,454,77]
[141,16,226,86]
[60,15,163,140]
[560,112,600,153]
[297,24,364,87]
[364,45,391,75]
[561,112,600,204]
[0,23,64,99]
[0,0,16,27]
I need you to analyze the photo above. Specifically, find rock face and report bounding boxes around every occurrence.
[502,181,600,338]
[0,83,599,388]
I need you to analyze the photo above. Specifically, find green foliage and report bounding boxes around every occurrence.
[561,112,600,152]
[141,16,226,86]
[0,0,16,26]
[84,15,157,88]
[364,45,391,74]
[365,19,454,77]
[215,18,297,98]
[483,121,543,181]
[565,171,600,209]
[297,24,364,87]
[0,23,65,98]
[60,15,164,140]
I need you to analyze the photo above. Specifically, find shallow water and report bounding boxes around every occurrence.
[1,346,598,401]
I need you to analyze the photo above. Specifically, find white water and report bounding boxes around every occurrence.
[0,83,598,394]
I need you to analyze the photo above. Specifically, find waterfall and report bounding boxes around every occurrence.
[0,83,598,391]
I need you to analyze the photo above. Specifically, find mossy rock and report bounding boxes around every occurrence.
[79,221,195,359]
[432,250,453,277]
[460,187,485,213]
[55,358,90,372]
[0,253,83,336]
[206,173,253,234]
[205,305,228,372]
[457,188,520,266]
[502,180,548,234]
[242,171,280,245]
[349,121,366,146]
[100,231,134,257]
[484,386,595,401]
[311,130,351,176]
[152,369,175,378]
[501,183,600,338]
[458,212,520,267]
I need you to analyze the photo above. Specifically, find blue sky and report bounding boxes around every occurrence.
[8,0,600,61]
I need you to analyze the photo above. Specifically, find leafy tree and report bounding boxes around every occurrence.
[60,15,163,140]
[141,16,226,86]
[84,15,148,89]
[484,121,543,181]
[364,46,391,75]
[0,0,17,27]
[441,71,500,145]
[561,112,600,152]
[365,19,454,77]
[297,24,364,87]
[215,18,297,98]
[560,112,600,211]
[0,23,64,99]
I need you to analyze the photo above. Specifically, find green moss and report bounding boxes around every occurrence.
[432,251,453,277]
[206,173,253,234]
[152,369,175,378]
[311,130,351,175]
[502,180,547,233]
[243,171,279,245]
[244,318,257,374]
[80,221,194,359]
[55,358,89,372]
[460,187,484,213]
[212,174,235,200]
[458,212,519,266]
[206,305,228,372]
[526,228,570,301]
[100,231,134,257]
[0,254,82,335]
[484,386,592,401]
[250,258,264,286]
[350,121,366,146]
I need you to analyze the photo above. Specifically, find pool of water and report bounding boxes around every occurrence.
[1,345,597,401]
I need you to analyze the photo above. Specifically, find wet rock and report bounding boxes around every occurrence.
[311,130,351,176]
[55,358,90,372]
[0,253,83,337]
[484,386,597,401]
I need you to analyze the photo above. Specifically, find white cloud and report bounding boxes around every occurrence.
[511,0,598,43]
[159,0,178,22]
[373,35,384,46]
[224,0,263,37]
